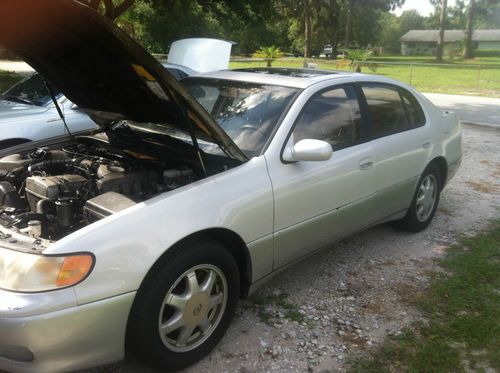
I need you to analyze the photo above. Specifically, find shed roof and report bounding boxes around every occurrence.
[400,29,500,42]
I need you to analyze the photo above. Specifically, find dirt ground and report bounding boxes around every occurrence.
[92,123,500,373]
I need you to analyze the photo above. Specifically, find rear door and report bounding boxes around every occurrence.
[358,83,430,220]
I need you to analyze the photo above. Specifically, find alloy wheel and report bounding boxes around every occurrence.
[158,264,228,353]
[415,174,437,222]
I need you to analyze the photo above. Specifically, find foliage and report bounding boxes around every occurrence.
[339,49,376,72]
[349,220,500,372]
[120,0,224,53]
[0,70,22,93]
[253,46,284,67]
[90,0,499,61]
[76,0,135,20]
[119,0,283,54]
[252,293,306,325]
[475,49,500,57]
[377,12,401,49]
[399,9,426,34]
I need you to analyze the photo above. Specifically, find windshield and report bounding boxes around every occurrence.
[183,78,298,157]
[2,73,60,106]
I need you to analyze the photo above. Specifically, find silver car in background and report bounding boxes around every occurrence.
[0,38,233,149]
[0,1,462,373]
[0,73,98,148]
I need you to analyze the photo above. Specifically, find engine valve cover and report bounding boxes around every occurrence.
[25,174,87,211]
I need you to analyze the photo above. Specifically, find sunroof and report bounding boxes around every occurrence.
[233,68,339,78]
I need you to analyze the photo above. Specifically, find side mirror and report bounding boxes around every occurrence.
[282,139,333,162]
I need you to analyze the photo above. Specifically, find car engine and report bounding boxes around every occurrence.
[0,137,199,240]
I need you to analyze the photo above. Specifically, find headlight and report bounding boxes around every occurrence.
[0,247,94,292]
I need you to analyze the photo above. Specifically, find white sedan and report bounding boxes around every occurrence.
[0,1,461,373]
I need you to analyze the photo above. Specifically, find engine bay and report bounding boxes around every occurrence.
[0,135,224,240]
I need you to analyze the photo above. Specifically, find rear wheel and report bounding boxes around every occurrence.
[127,239,239,371]
[396,164,441,232]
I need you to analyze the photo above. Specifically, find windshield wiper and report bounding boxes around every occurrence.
[1,94,35,106]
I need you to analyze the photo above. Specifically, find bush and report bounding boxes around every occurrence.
[474,49,500,58]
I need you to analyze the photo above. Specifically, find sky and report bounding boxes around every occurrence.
[392,0,458,17]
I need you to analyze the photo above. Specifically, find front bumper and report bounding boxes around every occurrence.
[0,291,136,373]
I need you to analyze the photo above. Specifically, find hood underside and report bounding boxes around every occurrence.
[0,0,247,162]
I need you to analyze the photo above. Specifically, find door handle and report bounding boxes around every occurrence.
[359,157,373,171]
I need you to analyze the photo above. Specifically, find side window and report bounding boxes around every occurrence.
[292,85,362,150]
[399,89,426,128]
[361,84,410,138]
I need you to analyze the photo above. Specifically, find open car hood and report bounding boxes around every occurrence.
[167,38,233,73]
[0,0,247,162]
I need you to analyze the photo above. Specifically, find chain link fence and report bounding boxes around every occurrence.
[231,58,500,97]
[354,61,500,96]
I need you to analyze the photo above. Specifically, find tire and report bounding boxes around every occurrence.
[396,164,441,232]
[127,239,240,371]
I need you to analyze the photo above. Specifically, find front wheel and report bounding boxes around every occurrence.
[396,164,441,232]
[127,239,240,371]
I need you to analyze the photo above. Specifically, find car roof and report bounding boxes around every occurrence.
[192,68,360,89]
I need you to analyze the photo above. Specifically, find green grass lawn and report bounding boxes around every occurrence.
[230,57,500,97]
[0,70,23,92]
[349,221,500,372]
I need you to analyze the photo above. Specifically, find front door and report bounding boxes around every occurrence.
[266,84,376,269]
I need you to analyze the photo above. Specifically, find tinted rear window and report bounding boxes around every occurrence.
[400,89,426,128]
[361,84,410,138]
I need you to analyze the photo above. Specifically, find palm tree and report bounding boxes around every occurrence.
[253,46,284,67]
[338,49,376,73]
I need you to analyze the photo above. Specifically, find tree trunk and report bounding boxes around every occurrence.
[463,0,475,59]
[304,0,312,58]
[344,0,354,48]
[436,0,448,62]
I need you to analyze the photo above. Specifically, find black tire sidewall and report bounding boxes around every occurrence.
[127,239,240,371]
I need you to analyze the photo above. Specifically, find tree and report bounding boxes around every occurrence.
[123,0,280,54]
[77,0,135,21]
[436,0,448,61]
[277,0,321,58]
[253,46,284,66]
[344,0,355,48]
[342,0,405,48]
[121,0,224,53]
[377,12,400,49]
[463,0,475,58]
[399,9,425,35]
[475,0,500,29]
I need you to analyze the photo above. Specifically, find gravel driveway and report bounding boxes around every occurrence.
[89,123,500,373]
